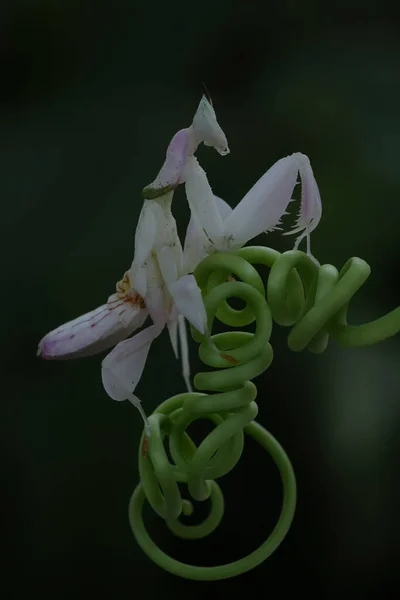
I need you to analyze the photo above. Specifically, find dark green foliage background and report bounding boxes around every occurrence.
[0,1,399,598]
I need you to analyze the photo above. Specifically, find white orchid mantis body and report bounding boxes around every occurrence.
[141,95,322,265]
[101,191,208,407]
[38,95,228,432]
[101,95,230,407]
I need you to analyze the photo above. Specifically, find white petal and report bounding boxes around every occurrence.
[101,323,163,401]
[183,195,232,273]
[38,296,148,360]
[168,274,207,334]
[184,156,224,248]
[223,154,299,247]
[190,95,229,156]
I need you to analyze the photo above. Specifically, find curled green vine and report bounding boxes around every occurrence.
[128,247,400,580]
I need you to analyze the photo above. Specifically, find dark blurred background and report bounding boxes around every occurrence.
[1,0,399,598]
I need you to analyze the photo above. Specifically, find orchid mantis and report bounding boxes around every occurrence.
[142,99,321,268]
[100,97,232,420]
[38,96,229,431]
[38,94,323,432]
[141,97,321,266]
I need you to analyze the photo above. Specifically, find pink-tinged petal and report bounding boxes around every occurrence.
[183,195,232,273]
[101,323,163,401]
[184,156,224,248]
[38,296,148,360]
[223,154,299,248]
[142,129,190,199]
[168,274,207,334]
[191,95,229,156]
[283,153,322,260]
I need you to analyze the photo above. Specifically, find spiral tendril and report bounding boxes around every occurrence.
[128,247,400,580]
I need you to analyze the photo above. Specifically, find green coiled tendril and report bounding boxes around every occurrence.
[128,247,400,580]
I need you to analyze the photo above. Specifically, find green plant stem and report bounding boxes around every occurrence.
[129,419,296,580]
[128,246,399,580]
